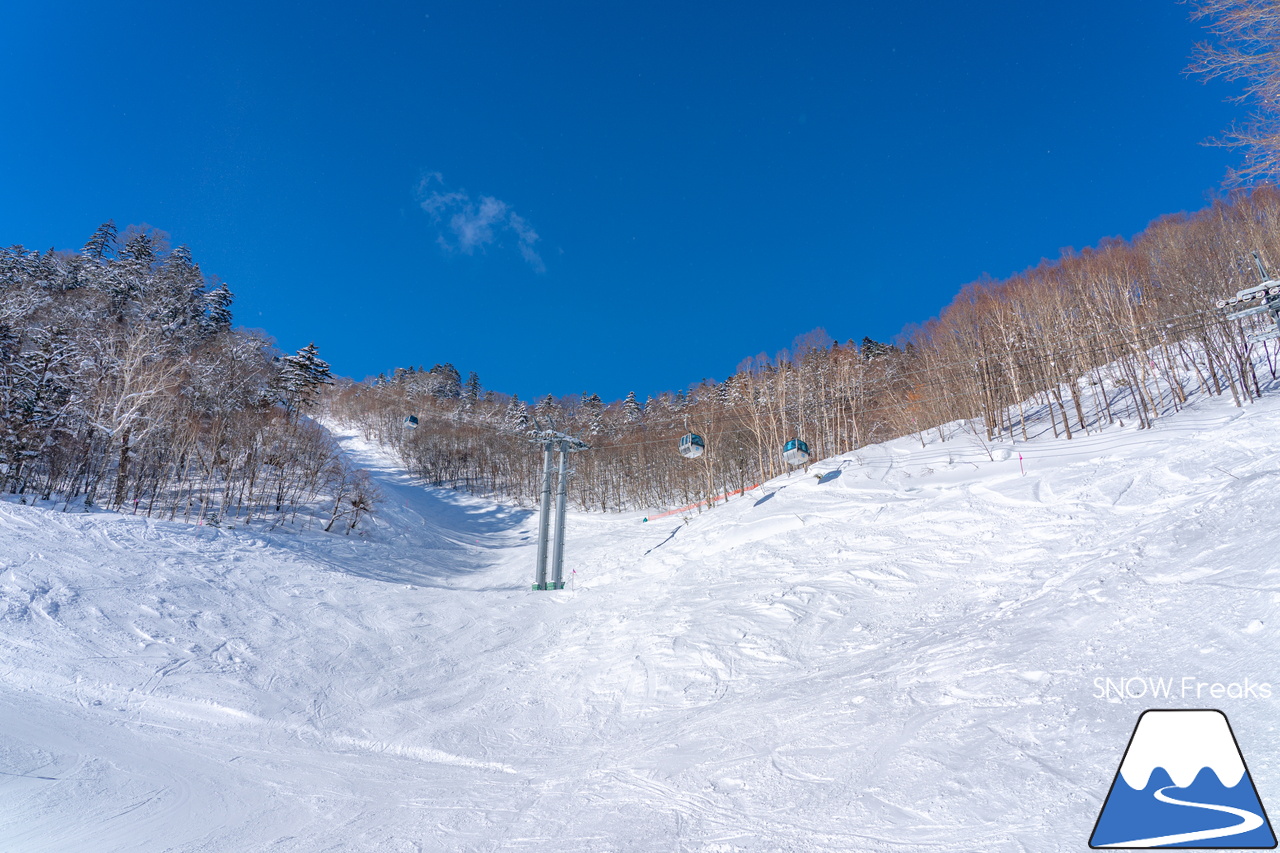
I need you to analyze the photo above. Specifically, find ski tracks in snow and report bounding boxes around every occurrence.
[3,399,1280,850]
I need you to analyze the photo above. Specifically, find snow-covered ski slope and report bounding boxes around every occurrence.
[4,382,1280,852]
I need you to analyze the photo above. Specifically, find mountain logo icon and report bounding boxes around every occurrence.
[1090,709,1277,848]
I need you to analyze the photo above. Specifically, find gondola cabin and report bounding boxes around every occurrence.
[403,415,420,430]
[782,437,810,466]
[678,432,706,459]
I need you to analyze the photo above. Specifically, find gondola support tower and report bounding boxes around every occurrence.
[528,420,590,590]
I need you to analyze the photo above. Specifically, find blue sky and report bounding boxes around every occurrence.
[0,2,1242,402]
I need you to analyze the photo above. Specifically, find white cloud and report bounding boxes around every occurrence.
[419,174,545,272]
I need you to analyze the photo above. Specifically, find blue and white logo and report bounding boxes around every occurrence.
[1090,710,1276,848]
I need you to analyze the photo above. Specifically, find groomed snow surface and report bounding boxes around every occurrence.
[3,381,1280,851]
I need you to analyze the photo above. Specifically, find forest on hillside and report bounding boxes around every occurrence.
[0,223,377,532]
[5,190,1278,523]
[329,188,1280,512]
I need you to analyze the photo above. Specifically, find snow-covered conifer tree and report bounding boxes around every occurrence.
[534,394,557,422]
[502,396,530,434]
[580,392,604,435]
[860,337,896,360]
[274,342,334,419]
[463,371,481,408]
[621,391,643,423]
[428,363,461,398]
[149,244,207,336]
[201,283,234,337]
[81,221,117,261]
